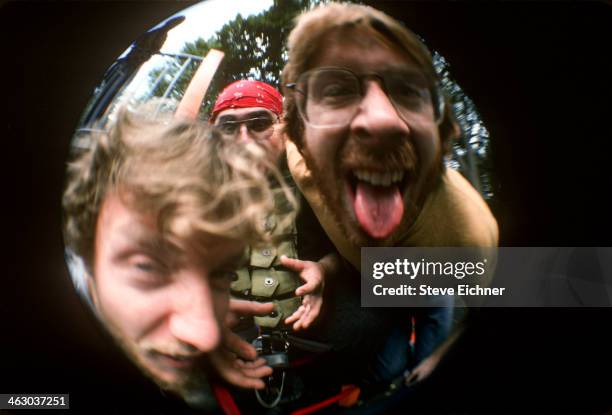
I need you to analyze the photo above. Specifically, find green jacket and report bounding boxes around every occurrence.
[230,189,302,329]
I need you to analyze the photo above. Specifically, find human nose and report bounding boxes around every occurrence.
[238,123,251,142]
[169,276,222,353]
[350,81,409,147]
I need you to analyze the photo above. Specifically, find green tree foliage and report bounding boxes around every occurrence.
[146,0,493,200]
[148,0,319,116]
[434,52,494,200]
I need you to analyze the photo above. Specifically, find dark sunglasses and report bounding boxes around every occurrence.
[217,117,276,136]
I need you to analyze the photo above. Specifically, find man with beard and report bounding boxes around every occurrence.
[210,79,337,333]
[281,2,498,394]
[210,80,343,410]
[62,108,281,410]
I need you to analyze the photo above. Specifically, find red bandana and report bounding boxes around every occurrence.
[211,80,283,120]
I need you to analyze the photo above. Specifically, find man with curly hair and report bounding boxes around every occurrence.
[63,109,283,409]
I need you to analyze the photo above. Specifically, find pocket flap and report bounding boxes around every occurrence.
[251,269,280,297]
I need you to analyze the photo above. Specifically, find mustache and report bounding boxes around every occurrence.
[340,139,419,173]
[141,342,204,360]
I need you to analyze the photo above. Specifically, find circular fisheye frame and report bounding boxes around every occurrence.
[61,0,494,409]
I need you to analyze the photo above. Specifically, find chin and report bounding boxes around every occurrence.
[304,138,439,247]
[148,365,183,388]
[151,368,216,410]
[148,364,210,405]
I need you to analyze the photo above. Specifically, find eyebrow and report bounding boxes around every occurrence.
[111,222,178,262]
[114,237,171,263]
[217,110,274,123]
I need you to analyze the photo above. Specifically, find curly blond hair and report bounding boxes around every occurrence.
[63,108,291,272]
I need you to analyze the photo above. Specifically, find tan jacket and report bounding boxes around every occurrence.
[286,140,499,271]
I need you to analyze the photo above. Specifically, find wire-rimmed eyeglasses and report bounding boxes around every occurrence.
[286,66,445,129]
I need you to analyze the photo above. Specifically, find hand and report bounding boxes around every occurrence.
[209,344,272,390]
[210,340,272,389]
[226,298,275,331]
[404,326,462,387]
[404,352,440,386]
[280,255,324,330]
[210,299,275,389]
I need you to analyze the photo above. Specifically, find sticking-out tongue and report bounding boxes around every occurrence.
[354,181,404,239]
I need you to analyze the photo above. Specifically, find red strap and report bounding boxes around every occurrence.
[211,383,241,415]
[212,377,360,415]
[290,385,360,415]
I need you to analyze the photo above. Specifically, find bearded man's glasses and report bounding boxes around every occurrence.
[286,67,445,128]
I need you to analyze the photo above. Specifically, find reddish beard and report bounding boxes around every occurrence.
[301,137,443,246]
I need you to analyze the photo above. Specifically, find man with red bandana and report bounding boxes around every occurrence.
[210,79,343,408]
[210,79,339,333]
[211,80,285,164]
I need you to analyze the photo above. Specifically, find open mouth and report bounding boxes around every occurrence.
[346,168,408,240]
